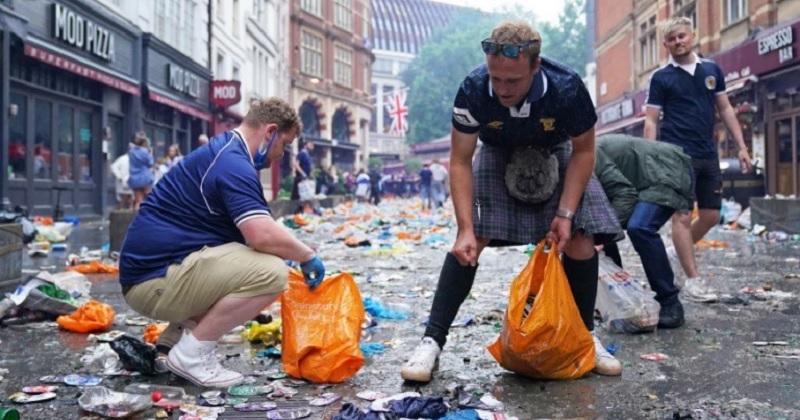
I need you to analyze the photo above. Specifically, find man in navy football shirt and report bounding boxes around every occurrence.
[644,17,752,302]
[120,98,325,387]
[401,20,624,383]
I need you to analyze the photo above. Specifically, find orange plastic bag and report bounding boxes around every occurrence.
[143,323,168,344]
[56,300,116,333]
[66,260,120,274]
[281,271,365,383]
[488,240,595,379]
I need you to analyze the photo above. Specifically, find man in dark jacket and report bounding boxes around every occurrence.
[594,134,692,328]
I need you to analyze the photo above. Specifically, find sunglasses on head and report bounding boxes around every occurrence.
[481,38,537,58]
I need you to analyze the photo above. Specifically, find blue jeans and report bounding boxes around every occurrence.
[627,202,679,305]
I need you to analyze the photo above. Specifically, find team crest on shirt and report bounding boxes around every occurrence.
[705,76,717,90]
[487,121,503,129]
[540,118,556,131]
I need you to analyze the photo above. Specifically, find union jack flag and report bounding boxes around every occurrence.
[385,90,409,136]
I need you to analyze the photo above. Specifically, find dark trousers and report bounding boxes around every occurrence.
[622,202,679,305]
[424,249,598,349]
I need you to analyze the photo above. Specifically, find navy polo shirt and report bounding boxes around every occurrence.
[119,130,271,285]
[646,54,726,159]
[451,56,597,149]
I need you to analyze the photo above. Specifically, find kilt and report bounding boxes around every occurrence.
[473,141,623,246]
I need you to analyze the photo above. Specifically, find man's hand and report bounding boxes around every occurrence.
[547,217,572,252]
[738,149,753,173]
[451,230,479,267]
[300,255,325,291]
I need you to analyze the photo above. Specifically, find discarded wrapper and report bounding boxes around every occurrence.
[10,392,57,404]
[64,374,102,386]
[640,353,669,362]
[78,386,151,418]
[233,402,278,411]
[21,385,58,394]
[266,408,312,419]
[227,385,274,396]
[309,392,341,406]
[356,390,388,401]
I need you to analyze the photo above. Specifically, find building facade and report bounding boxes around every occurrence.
[288,0,373,177]
[369,0,473,164]
[2,0,143,217]
[594,0,800,196]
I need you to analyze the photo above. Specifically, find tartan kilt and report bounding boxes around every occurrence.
[473,141,623,246]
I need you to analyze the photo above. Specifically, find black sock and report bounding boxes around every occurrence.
[562,251,599,332]
[603,242,623,268]
[423,252,478,349]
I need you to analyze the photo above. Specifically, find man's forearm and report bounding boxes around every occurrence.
[252,221,315,262]
[449,161,474,233]
[643,121,657,140]
[559,147,594,213]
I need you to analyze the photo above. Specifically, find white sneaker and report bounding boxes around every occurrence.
[683,277,719,303]
[167,331,243,388]
[400,337,441,382]
[592,335,622,376]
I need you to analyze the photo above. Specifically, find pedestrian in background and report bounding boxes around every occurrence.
[594,134,693,329]
[429,159,448,208]
[110,147,133,210]
[292,141,314,200]
[644,16,752,302]
[127,131,154,211]
[419,163,433,210]
[401,19,623,383]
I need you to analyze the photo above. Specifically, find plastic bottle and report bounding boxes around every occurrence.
[0,407,20,420]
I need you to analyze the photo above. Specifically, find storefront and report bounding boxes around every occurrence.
[594,90,648,137]
[4,0,141,217]
[141,34,211,162]
[714,18,800,196]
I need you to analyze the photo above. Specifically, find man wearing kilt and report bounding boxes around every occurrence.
[401,20,624,383]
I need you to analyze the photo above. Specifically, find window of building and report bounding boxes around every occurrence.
[301,0,321,16]
[334,0,352,31]
[332,109,350,142]
[724,0,746,25]
[233,0,240,35]
[374,57,393,73]
[185,0,196,57]
[233,64,240,82]
[299,102,320,137]
[216,53,226,78]
[673,0,697,35]
[254,0,264,21]
[216,0,225,21]
[639,16,658,70]
[301,30,323,78]
[334,44,353,87]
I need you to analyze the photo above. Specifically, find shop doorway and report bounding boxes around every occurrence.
[773,116,800,196]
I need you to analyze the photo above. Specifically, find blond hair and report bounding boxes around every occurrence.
[662,16,693,37]
[243,97,303,134]
[489,19,542,66]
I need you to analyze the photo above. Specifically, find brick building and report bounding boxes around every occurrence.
[287,0,374,179]
[594,0,800,196]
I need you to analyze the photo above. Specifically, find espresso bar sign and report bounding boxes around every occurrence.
[52,4,115,62]
[600,98,634,125]
[168,64,200,98]
[758,25,794,64]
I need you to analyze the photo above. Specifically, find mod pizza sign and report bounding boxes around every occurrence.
[210,80,242,108]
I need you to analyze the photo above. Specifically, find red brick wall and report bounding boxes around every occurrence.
[596,31,634,107]
[596,0,634,41]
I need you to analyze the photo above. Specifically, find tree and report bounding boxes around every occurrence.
[402,9,500,145]
[367,156,383,170]
[539,0,587,77]
[404,157,422,174]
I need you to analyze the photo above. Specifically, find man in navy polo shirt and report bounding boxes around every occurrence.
[291,140,314,200]
[120,98,326,388]
[644,16,752,302]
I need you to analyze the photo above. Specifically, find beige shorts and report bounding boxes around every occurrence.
[124,242,288,323]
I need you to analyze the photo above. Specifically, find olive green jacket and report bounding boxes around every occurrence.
[594,134,693,228]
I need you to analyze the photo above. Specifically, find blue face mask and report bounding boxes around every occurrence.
[253,130,278,170]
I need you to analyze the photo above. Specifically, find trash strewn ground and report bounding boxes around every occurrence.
[1,200,800,419]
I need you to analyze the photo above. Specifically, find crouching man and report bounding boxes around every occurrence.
[119,98,325,387]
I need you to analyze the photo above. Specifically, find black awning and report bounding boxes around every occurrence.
[0,6,27,41]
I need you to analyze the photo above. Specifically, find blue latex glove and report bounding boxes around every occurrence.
[300,255,325,291]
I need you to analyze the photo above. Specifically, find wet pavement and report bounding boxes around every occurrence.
[1,201,800,419]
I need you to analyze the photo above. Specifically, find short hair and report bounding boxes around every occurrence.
[662,16,693,37]
[488,19,542,66]
[198,134,209,143]
[243,97,303,134]
[132,131,148,146]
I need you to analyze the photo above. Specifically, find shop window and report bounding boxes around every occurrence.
[332,109,350,142]
[771,92,793,114]
[77,110,93,182]
[9,92,27,180]
[34,99,53,180]
[299,102,320,138]
[57,105,74,182]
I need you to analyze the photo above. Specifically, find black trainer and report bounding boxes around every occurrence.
[658,300,685,329]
